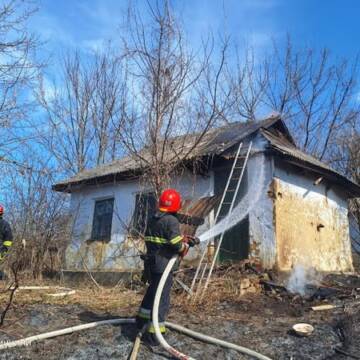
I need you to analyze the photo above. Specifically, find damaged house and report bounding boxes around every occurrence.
[53,116,360,273]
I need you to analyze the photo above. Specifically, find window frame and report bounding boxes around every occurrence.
[90,197,115,242]
[131,191,157,236]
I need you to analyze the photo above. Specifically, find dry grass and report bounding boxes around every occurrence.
[0,275,252,324]
[0,262,264,322]
[173,266,262,313]
[66,287,142,313]
[0,282,143,317]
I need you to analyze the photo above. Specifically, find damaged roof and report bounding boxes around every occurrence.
[53,115,360,197]
[261,128,360,197]
[53,115,286,192]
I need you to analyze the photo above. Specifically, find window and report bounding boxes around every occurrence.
[91,198,114,242]
[131,192,157,235]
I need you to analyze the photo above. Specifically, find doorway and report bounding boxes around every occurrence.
[219,216,249,263]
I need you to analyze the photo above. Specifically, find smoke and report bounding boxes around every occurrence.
[286,264,322,295]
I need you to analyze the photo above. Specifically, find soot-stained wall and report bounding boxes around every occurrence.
[65,132,354,273]
[66,171,214,271]
[273,161,353,272]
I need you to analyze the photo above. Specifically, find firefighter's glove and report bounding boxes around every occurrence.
[179,242,190,258]
[188,236,200,247]
[183,235,200,248]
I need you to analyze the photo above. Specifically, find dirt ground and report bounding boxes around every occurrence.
[0,274,359,360]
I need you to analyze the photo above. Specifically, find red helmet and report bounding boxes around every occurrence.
[0,205,3,215]
[159,189,181,213]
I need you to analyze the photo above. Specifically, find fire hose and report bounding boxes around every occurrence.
[151,255,272,360]
[0,257,272,360]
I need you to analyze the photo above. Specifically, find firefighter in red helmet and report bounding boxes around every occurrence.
[136,189,196,346]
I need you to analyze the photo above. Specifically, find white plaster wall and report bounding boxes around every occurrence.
[171,171,214,199]
[66,170,214,270]
[68,181,141,270]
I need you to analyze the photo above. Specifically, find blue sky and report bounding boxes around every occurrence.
[29,0,360,64]
[2,0,359,205]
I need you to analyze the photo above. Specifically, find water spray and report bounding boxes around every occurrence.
[198,153,266,243]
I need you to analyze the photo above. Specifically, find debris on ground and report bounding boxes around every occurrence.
[0,265,359,359]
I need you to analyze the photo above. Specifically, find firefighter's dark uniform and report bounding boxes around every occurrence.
[0,217,13,280]
[137,211,183,335]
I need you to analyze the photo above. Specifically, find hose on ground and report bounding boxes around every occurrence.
[166,321,272,360]
[12,286,75,297]
[0,318,136,350]
[0,317,271,359]
[0,272,272,359]
[152,255,272,360]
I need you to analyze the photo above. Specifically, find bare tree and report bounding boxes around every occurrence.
[0,0,50,279]
[91,52,124,164]
[37,53,95,174]
[0,263,19,326]
[4,156,70,278]
[116,1,229,195]
[226,47,268,121]
[331,115,360,246]
[263,38,359,160]
[36,49,125,175]
[0,0,41,166]
[227,37,359,162]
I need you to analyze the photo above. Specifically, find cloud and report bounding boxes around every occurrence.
[29,1,126,57]
[30,13,75,48]
[41,76,57,102]
[27,0,283,77]
[75,0,125,36]
[175,0,280,57]
[30,1,281,58]
[81,39,106,53]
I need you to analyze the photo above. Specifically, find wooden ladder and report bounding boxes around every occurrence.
[189,141,253,300]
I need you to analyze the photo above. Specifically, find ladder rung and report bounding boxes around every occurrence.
[214,141,252,228]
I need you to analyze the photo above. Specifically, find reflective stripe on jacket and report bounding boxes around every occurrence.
[0,218,13,261]
[144,211,183,273]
